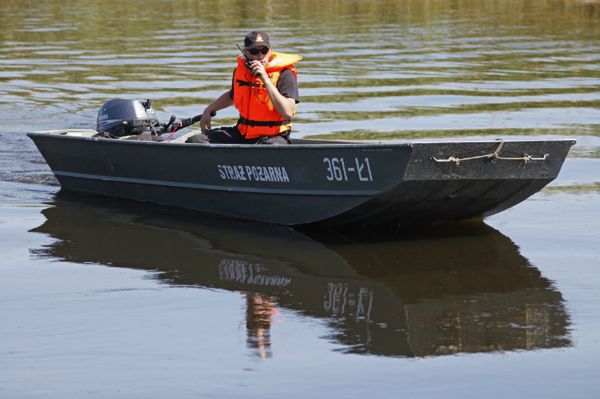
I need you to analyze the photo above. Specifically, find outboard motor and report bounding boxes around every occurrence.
[97,98,162,137]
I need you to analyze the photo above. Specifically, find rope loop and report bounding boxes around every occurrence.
[432,140,549,166]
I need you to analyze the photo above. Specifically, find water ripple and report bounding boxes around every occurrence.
[1,0,599,185]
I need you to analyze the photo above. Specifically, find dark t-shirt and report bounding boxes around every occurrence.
[229,68,300,103]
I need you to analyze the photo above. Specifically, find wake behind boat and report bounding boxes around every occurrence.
[27,128,574,226]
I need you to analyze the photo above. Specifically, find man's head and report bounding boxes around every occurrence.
[244,31,272,64]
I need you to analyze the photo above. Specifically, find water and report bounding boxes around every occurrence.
[1,1,599,398]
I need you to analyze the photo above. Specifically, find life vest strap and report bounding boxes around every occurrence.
[237,117,290,127]
[236,79,259,88]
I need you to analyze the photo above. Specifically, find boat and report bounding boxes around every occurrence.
[27,129,575,226]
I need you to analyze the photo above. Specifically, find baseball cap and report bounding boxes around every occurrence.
[244,31,271,50]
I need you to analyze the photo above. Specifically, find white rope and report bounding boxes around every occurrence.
[432,140,549,166]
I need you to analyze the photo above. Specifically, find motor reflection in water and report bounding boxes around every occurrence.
[30,194,571,359]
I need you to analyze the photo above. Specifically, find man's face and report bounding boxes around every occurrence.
[245,47,272,65]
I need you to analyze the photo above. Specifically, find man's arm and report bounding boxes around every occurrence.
[200,90,234,133]
[250,62,297,120]
[263,78,297,120]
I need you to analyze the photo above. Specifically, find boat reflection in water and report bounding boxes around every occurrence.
[31,194,571,359]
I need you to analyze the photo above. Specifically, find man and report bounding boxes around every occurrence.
[188,31,302,144]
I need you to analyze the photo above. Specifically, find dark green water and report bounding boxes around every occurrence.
[1,1,599,398]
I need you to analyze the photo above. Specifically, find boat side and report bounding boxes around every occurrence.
[28,132,574,226]
[322,139,575,226]
[27,132,412,225]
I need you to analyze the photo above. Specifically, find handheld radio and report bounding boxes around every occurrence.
[236,43,254,70]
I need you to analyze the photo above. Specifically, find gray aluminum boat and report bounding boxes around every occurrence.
[27,129,575,226]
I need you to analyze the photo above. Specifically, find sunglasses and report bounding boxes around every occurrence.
[248,47,270,55]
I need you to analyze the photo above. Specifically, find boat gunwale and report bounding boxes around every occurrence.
[26,131,576,150]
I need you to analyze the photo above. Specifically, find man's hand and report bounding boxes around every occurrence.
[199,91,234,134]
[249,60,268,82]
[200,110,213,133]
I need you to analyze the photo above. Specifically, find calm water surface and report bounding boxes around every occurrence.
[1,1,599,398]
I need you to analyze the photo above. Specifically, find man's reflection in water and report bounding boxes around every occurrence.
[244,292,277,359]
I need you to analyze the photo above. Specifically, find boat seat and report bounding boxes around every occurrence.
[113,132,198,143]
[31,129,98,138]
[62,129,97,137]
[168,131,199,144]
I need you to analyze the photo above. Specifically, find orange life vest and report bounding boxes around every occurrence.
[233,51,302,139]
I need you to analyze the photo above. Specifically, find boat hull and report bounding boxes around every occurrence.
[28,131,574,226]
